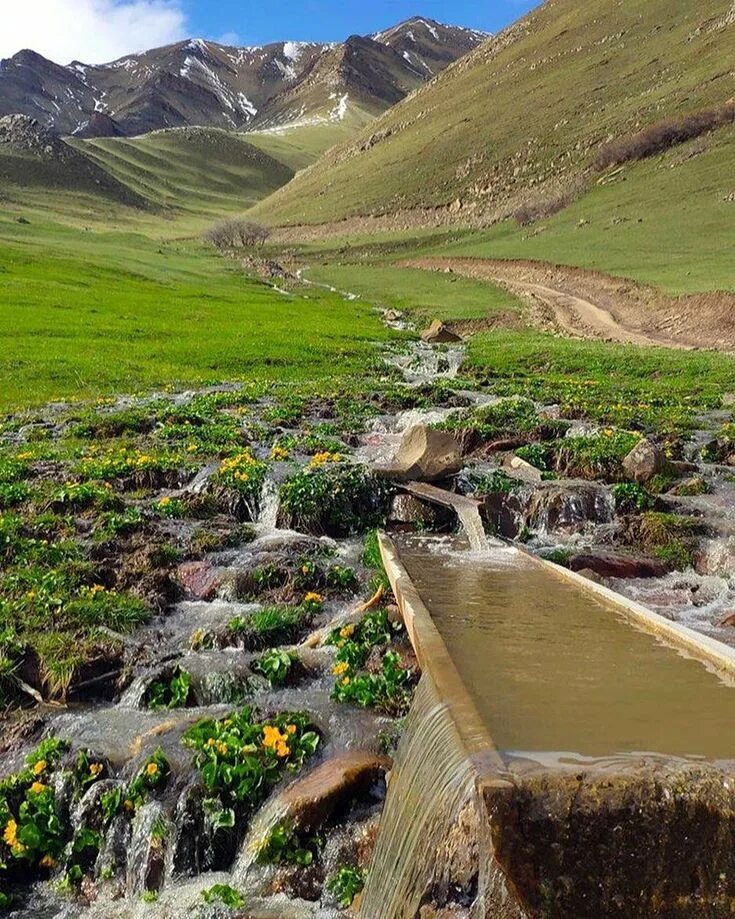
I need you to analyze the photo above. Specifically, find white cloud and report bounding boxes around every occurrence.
[0,0,189,65]
[217,31,242,47]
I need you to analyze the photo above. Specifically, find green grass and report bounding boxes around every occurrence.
[0,214,391,412]
[254,0,734,227]
[71,129,293,220]
[465,328,735,435]
[433,130,735,295]
[306,264,521,321]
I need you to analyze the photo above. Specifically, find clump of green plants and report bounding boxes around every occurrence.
[183,707,319,812]
[77,447,185,487]
[466,469,520,496]
[253,649,295,687]
[362,530,390,593]
[256,820,323,867]
[99,749,170,822]
[326,610,414,716]
[213,450,269,516]
[555,430,641,481]
[439,397,542,441]
[0,737,117,901]
[280,462,389,536]
[612,482,655,512]
[145,666,193,710]
[637,511,700,570]
[201,883,246,908]
[327,865,367,908]
[71,406,155,439]
[515,443,554,472]
[228,602,313,649]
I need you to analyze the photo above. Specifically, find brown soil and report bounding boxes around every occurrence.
[402,257,735,351]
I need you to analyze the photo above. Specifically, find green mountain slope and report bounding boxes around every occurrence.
[70,128,294,218]
[252,0,735,227]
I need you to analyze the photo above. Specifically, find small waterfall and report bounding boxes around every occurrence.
[457,504,490,552]
[255,478,281,536]
[360,677,480,918]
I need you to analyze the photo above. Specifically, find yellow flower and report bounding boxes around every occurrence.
[206,737,217,748]
[40,854,57,869]
[89,763,103,778]
[262,725,287,750]
[32,760,47,776]
[187,443,198,453]
[285,724,297,735]
[275,740,290,758]
[124,799,135,813]
[304,592,323,604]
[332,661,349,676]
[217,742,228,756]
[146,762,159,778]
[271,446,290,461]
[340,624,355,640]
[341,677,351,687]
[3,819,18,847]
[30,782,47,795]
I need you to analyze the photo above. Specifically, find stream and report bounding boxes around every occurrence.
[3,275,735,917]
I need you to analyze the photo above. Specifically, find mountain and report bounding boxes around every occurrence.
[0,19,487,138]
[250,0,735,228]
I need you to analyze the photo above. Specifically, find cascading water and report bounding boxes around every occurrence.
[255,476,281,536]
[456,504,490,552]
[360,677,480,919]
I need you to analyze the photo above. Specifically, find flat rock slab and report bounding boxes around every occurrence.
[280,751,392,830]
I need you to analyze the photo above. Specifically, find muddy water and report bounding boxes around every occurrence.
[397,537,735,763]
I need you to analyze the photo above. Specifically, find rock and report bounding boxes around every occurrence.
[727,454,735,468]
[576,568,604,584]
[670,460,699,476]
[569,552,669,580]
[420,320,462,343]
[503,454,543,484]
[389,493,442,526]
[667,476,707,496]
[526,480,614,534]
[722,393,735,407]
[278,752,392,831]
[622,438,665,484]
[383,309,403,322]
[717,612,735,627]
[177,560,223,601]
[377,425,463,482]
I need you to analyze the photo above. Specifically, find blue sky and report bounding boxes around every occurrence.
[4,1,540,66]
[184,0,539,46]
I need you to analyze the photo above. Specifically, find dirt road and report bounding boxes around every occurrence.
[402,258,735,351]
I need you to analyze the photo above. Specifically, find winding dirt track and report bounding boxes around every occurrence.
[402,258,735,351]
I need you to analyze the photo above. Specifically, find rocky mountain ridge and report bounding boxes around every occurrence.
[0,18,487,138]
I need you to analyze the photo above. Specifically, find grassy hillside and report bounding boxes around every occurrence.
[253,0,735,229]
[70,128,293,220]
[0,211,391,412]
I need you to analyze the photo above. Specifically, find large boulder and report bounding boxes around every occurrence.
[377,425,463,482]
[622,438,665,484]
[420,320,462,343]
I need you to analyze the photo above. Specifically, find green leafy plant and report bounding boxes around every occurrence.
[145,666,193,710]
[183,707,319,808]
[612,482,654,512]
[256,820,323,867]
[280,463,388,536]
[201,884,246,908]
[327,865,367,908]
[253,649,295,687]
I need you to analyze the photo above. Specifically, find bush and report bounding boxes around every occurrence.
[596,100,735,169]
[203,218,271,251]
[280,462,389,537]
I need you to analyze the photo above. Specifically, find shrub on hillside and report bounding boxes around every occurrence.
[203,218,271,251]
[595,100,735,169]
